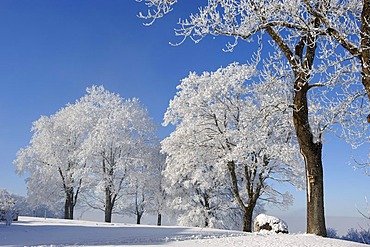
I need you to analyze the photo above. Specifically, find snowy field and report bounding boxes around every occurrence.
[0,217,367,247]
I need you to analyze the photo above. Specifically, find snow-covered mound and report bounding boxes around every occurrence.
[254,213,289,233]
[0,216,367,246]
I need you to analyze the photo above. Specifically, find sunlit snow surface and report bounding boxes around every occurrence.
[0,216,366,246]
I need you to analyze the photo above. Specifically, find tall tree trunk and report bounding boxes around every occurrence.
[203,193,210,228]
[64,196,70,219]
[243,206,254,232]
[266,10,327,234]
[157,213,162,226]
[64,187,74,220]
[293,82,327,237]
[304,142,325,235]
[105,187,113,223]
[103,159,115,223]
[136,213,142,224]
[59,168,75,220]
[361,0,370,99]
[69,198,74,220]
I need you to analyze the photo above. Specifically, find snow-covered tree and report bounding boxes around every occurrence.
[137,0,370,236]
[0,189,16,225]
[0,189,60,220]
[163,154,246,230]
[14,101,91,220]
[131,144,166,225]
[15,85,158,223]
[78,86,157,223]
[111,142,166,225]
[150,149,167,226]
[137,0,370,98]
[162,62,304,232]
[124,154,154,225]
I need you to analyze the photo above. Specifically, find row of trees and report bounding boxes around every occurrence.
[14,79,303,231]
[13,81,303,231]
[14,86,165,223]
[136,0,370,236]
[12,67,368,232]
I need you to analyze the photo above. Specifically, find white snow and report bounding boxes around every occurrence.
[254,213,289,233]
[0,216,367,247]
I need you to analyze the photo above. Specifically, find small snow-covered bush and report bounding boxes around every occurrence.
[253,214,288,234]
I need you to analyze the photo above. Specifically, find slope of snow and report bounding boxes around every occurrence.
[0,216,367,247]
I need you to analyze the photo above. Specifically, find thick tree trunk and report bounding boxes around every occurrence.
[203,194,210,228]
[64,188,74,220]
[304,142,326,236]
[267,13,327,235]
[361,0,370,99]
[103,159,115,223]
[105,206,113,223]
[69,201,74,220]
[157,213,162,226]
[243,206,254,232]
[64,200,70,219]
[136,213,142,224]
[59,168,75,220]
[105,187,114,223]
[293,82,327,237]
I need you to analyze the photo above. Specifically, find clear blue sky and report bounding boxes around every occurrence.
[0,0,369,221]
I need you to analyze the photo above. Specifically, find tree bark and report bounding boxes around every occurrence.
[200,191,210,228]
[105,187,114,223]
[103,158,115,223]
[304,142,326,236]
[361,0,370,99]
[293,81,327,237]
[64,187,74,220]
[136,213,142,224]
[157,213,162,226]
[243,206,254,232]
[227,161,257,232]
[265,9,327,234]
[59,167,75,220]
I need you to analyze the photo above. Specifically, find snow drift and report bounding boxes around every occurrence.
[0,216,367,246]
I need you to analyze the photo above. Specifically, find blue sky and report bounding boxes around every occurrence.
[0,0,369,222]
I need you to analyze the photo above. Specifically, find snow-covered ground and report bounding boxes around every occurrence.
[0,216,367,247]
